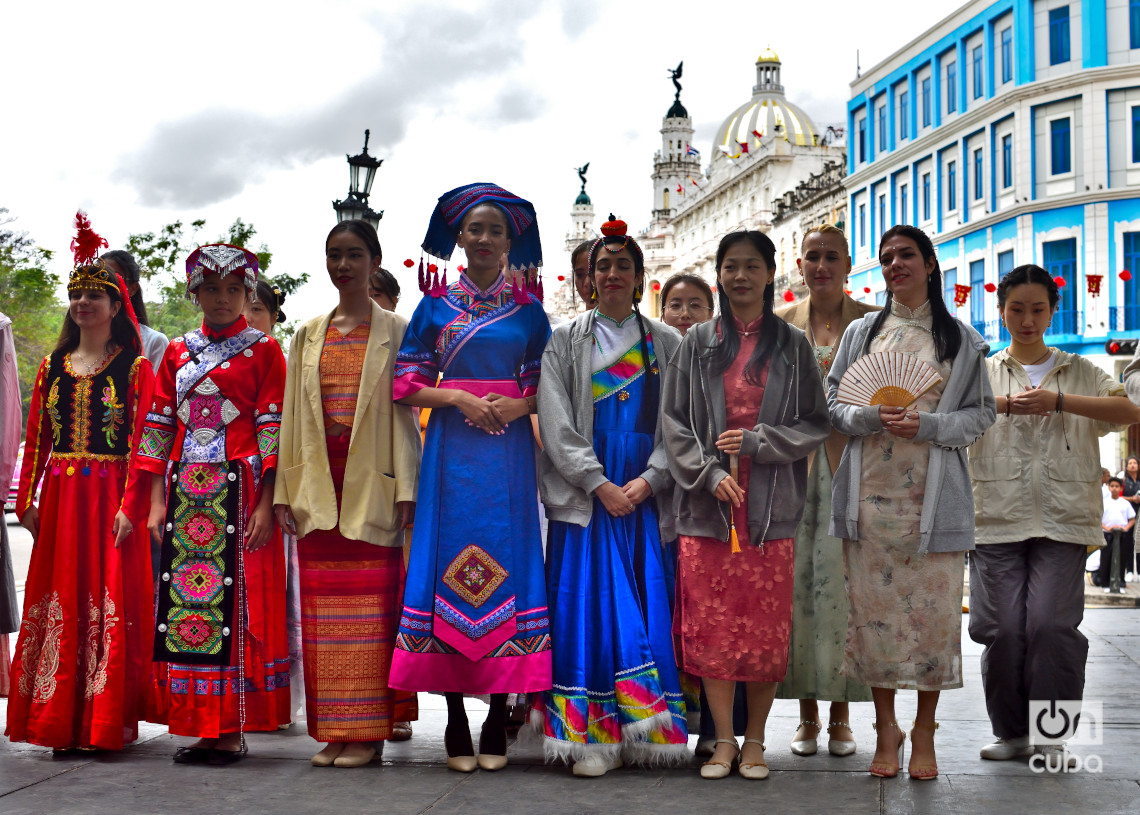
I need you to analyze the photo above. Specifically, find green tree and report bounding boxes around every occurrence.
[124,217,307,343]
[0,208,63,424]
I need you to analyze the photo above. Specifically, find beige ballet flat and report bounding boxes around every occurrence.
[700,739,739,779]
[333,742,377,767]
[739,739,769,780]
[311,742,345,767]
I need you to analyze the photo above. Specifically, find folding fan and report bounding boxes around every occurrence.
[836,351,943,408]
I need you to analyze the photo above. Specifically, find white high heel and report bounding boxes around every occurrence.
[827,721,857,757]
[790,720,821,756]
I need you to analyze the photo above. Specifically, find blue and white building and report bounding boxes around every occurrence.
[845,0,1140,460]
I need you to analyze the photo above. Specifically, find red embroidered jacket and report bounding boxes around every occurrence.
[137,317,285,478]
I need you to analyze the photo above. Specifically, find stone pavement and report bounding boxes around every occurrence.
[3,520,1140,814]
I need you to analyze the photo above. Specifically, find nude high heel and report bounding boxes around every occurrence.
[869,721,905,778]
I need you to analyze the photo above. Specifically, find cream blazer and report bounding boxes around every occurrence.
[274,301,421,546]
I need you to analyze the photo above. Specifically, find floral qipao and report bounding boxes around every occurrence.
[7,349,155,750]
[137,316,291,737]
[389,273,552,694]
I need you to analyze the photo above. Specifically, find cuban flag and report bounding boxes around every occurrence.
[686,143,699,156]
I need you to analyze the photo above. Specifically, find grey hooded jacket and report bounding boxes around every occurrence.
[661,318,830,546]
[537,310,682,533]
[826,314,996,554]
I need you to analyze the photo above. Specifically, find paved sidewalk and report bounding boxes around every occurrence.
[3,609,1139,815]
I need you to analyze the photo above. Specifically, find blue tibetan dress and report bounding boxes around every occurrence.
[537,314,689,766]
[388,273,552,694]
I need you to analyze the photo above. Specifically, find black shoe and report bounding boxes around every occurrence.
[173,746,213,764]
[207,746,247,766]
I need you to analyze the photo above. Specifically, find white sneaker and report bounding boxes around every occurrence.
[980,735,1034,760]
[572,753,624,777]
[1036,744,1078,770]
[1126,572,1135,583]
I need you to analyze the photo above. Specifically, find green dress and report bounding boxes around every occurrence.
[776,342,871,703]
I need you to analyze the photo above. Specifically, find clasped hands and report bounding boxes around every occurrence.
[457,391,530,435]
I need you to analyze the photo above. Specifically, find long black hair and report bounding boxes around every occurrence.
[862,224,961,363]
[709,231,788,383]
[101,249,149,326]
[55,277,142,357]
[588,231,658,428]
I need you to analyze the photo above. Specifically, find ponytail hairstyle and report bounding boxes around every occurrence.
[101,249,150,326]
[709,230,788,383]
[862,225,961,363]
[996,263,1059,310]
[252,278,287,324]
[589,215,658,427]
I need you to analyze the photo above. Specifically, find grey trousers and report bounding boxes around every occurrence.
[968,539,1088,739]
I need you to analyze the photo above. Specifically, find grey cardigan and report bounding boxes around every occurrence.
[661,318,830,546]
[537,310,682,533]
[826,314,996,554]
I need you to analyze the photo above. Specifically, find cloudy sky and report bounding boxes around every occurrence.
[2,0,950,322]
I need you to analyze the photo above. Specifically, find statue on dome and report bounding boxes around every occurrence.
[669,61,683,101]
[575,163,589,194]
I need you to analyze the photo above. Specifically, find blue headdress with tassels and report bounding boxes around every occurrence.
[418,182,544,302]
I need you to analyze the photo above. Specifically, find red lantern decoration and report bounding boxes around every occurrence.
[652,281,662,292]
[984,282,996,293]
[1054,276,1066,288]
[844,289,852,295]
[953,283,971,308]
[1087,274,1103,296]
[863,286,871,294]
[557,275,565,282]
[457,264,465,272]
[428,264,438,274]
[1121,270,1133,282]
[783,290,795,302]
[403,258,414,268]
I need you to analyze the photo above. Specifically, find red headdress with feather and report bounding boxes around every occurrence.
[68,210,142,352]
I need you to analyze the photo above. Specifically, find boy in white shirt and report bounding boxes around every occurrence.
[1101,477,1135,592]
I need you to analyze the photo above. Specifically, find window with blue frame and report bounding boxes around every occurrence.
[1001,28,1013,83]
[998,249,1014,340]
[1132,0,1140,49]
[969,260,986,333]
[1132,106,1140,163]
[879,194,886,238]
[859,204,866,247]
[1002,134,1013,188]
[878,105,887,151]
[1051,118,1071,175]
[972,46,983,99]
[922,77,931,126]
[900,184,908,225]
[858,117,867,163]
[1123,232,1140,328]
[944,268,957,310]
[973,149,984,201]
[947,61,957,113]
[922,172,931,220]
[1049,7,1070,65]
[900,91,909,140]
[948,161,957,211]
[1043,238,1077,334]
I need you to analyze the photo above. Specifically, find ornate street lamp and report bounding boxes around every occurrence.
[332,129,384,229]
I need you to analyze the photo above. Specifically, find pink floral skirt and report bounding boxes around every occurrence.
[673,535,794,682]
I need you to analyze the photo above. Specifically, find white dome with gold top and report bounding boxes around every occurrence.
[714,49,817,157]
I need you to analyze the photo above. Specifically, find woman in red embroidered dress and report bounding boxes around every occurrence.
[7,215,155,752]
[139,244,290,765]
[663,231,830,780]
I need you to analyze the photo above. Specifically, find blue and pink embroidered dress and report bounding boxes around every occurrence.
[389,273,552,693]
[535,313,689,765]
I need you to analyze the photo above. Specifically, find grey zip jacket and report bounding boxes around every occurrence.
[538,310,682,532]
[827,314,996,554]
[661,318,830,546]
